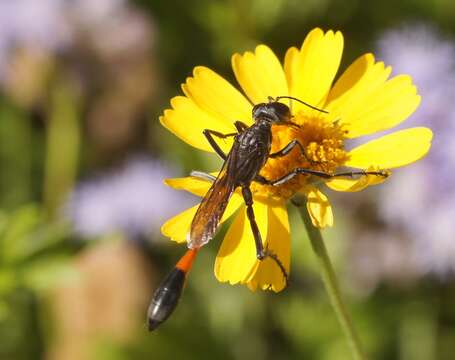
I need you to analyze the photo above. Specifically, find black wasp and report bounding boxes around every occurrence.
[147,96,386,331]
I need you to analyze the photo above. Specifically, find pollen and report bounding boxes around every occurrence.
[251,112,349,199]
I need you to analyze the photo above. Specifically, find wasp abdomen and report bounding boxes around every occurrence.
[147,268,186,331]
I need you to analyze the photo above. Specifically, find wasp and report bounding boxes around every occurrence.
[147,96,386,331]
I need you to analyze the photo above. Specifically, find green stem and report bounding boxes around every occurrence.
[0,101,32,208]
[295,201,367,360]
[43,77,80,218]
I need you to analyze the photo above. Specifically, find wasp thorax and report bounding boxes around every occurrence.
[251,112,349,199]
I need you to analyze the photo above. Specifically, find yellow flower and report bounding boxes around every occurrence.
[159,28,433,292]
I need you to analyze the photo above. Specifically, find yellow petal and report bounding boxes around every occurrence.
[246,202,290,292]
[232,45,288,104]
[164,174,215,197]
[284,28,343,112]
[182,66,253,125]
[161,194,243,243]
[284,46,298,91]
[325,167,390,192]
[346,127,433,169]
[160,96,235,153]
[161,204,199,244]
[326,54,388,105]
[303,186,333,228]
[326,54,421,138]
[215,200,268,285]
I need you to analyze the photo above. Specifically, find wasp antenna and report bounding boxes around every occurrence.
[275,96,328,114]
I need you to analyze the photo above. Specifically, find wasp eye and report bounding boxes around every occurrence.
[270,102,291,122]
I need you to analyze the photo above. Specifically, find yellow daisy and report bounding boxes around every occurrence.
[159,28,432,292]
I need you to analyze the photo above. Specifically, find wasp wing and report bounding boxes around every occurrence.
[188,164,236,249]
[188,147,242,249]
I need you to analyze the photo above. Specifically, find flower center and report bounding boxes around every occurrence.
[251,112,349,200]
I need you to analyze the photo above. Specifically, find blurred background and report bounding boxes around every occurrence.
[0,0,454,359]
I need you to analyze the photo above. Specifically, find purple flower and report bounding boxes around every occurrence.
[66,157,194,239]
[0,0,153,82]
[0,0,70,80]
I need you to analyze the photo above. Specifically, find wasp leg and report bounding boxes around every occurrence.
[255,168,389,186]
[269,139,302,158]
[203,129,237,160]
[190,170,217,182]
[254,175,270,184]
[234,121,249,132]
[241,186,289,288]
[269,139,322,166]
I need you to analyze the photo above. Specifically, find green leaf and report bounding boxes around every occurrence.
[21,255,78,292]
[0,269,16,295]
[1,205,42,263]
[0,204,69,264]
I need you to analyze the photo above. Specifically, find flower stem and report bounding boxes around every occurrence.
[44,76,80,218]
[295,202,367,360]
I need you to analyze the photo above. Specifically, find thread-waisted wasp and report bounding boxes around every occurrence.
[147,96,387,331]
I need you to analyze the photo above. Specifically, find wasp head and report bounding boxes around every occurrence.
[252,101,292,125]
